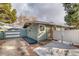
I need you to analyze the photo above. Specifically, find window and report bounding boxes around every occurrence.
[38,25,46,36]
[40,25,45,31]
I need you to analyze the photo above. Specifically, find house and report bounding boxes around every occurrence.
[20,20,74,43]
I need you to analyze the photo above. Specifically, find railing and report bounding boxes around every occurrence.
[0,28,22,39]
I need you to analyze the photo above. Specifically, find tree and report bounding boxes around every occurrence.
[63,3,79,28]
[0,3,16,24]
[13,15,37,27]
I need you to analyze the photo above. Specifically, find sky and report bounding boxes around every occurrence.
[12,3,66,24]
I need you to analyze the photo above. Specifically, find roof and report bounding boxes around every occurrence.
[34,20,74,28]
[21,16,74,28]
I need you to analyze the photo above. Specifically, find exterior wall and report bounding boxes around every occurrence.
[20,23,68,42]
[20,28,27,37]
[26,24,38,40]
[20,24,48,41]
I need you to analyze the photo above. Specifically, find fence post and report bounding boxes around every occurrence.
[0,31,5,40]
[61,31,64,43]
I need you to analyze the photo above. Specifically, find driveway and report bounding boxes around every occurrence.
[0,38,30,56]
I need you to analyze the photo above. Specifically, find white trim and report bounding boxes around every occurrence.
[37,24,46,40]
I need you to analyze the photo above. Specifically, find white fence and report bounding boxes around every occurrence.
[53,30,79,45]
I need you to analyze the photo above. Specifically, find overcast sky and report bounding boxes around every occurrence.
[12,3,66,24]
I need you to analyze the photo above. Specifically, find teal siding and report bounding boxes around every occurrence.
[26,24,38,40]
[20,28,27,37]
[20,24,54,42]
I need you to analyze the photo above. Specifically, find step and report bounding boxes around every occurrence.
[22,37,38,44]
[5,32,20,35]
[5,35,20,38]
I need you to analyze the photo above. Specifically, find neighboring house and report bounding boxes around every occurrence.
[21,20,74,42]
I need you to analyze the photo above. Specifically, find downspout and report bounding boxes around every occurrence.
[46,25,48,40]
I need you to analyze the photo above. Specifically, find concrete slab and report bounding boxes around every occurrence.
[34,41,78,56]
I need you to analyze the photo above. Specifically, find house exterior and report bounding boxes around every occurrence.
[21,20,74,42]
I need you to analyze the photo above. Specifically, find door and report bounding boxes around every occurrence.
[47,25,53,40]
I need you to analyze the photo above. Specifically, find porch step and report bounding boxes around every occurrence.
[22,37,38,44]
